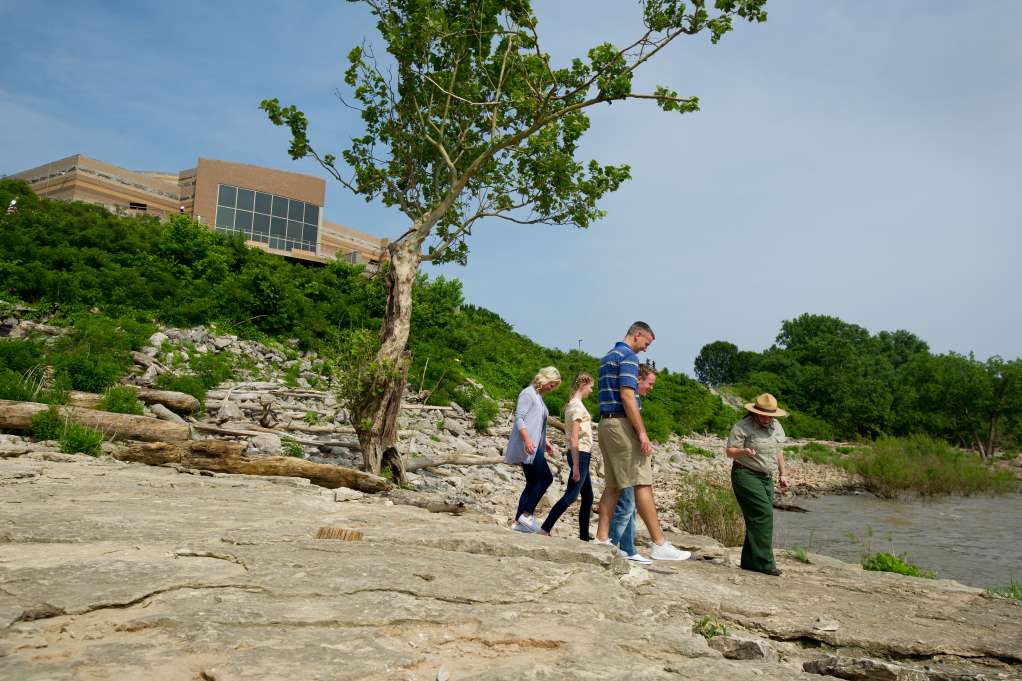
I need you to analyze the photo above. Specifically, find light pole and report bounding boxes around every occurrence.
[577,338,582,351]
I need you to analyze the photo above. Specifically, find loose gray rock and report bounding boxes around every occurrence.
[249,433,281,456]
[708,635,771,660]
[149,403,187,425]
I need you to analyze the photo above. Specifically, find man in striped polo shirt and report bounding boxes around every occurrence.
[592,321,690,561]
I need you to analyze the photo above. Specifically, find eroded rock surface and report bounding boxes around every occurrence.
[1,455,1019,680]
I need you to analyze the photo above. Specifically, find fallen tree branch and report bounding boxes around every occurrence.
[0,399,190,442]
[405,454,504,472]
[112,440,390,493]
[68,388,200,415]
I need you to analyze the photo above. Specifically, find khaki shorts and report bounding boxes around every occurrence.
[598,417,652,489]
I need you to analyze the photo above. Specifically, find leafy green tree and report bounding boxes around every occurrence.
[261,0,768,473]
[694,340,740,387]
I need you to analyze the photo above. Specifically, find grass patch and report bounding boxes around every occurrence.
[786,547,811,564]
[862,550,936,579]
[681,442,716,458]
[675,475,744,547]
[284,364,301,388]
[693,615,727,639]
[985,579,1022,600]
[842,434,1018,498]
[30,405,104,456]
[98,385,144,415]
[281,436,304,458]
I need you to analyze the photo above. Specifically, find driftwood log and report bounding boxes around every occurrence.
[0,399,190,442]
[405,454,504,472]
[113,440,390,493]
[68,388,201,415]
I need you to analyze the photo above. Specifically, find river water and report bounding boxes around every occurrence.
[773,492,1022,589]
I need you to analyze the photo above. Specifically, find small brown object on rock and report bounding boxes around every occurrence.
[315,527,363,541]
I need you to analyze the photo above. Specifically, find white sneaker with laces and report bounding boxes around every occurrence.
[517,514,541,532]
[650,541,691,561]
[626,553,653,565]
[512,522,534,533]
[589,538,614,546]
[617,548,629,558]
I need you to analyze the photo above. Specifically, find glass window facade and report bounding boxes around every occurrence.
[214,183,319,253]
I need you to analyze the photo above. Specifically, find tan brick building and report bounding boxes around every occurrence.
[9,154,387,267]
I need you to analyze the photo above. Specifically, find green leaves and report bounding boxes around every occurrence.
[261,0,769,265]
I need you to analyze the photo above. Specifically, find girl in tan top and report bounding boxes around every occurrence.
[539,373,596,539]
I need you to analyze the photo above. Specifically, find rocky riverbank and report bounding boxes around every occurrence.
[2,452,1019,680]
[3,321,1021,679]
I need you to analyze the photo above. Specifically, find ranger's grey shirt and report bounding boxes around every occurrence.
[727,415,786,475]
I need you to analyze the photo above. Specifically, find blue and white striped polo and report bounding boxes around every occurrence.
[598,341,640,415]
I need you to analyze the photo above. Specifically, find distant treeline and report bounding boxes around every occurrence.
[0,180,732,439]
[695,315,1021,455]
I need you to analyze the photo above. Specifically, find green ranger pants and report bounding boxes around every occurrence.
[731,464,776,572]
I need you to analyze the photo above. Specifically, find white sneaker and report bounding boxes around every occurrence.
[589,538,614,546]
[516,514,541,532]
[626,553,653,565]
[650,541,691,561]
[512,522,535,533]
[617,548,629,558]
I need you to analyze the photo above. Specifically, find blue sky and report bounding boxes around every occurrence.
[2,1,1019,373]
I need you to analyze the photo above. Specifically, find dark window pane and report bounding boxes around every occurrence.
[304,204,319,225]
[271,195,288,218]
[253,212,270,235]
[236,188,254,211]
[217,185,236,208]
[269,237,284,250]
[288,200,304,221]
[254,233,269,244]
[235,210,253,230]
[287,220,303,241]
[215,207,235,228]
[254,192,272,214]
[270,216,286,238]
[302,224,317,244]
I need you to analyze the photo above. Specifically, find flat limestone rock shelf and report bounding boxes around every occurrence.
[1,454,1019,681]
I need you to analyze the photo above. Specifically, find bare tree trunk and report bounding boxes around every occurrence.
[353,238,419,480]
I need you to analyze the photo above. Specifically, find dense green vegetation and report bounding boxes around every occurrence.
[0,180,732,438]
[841,435,1017,498]
[986,580,1022,600]
[697,314,1022,455]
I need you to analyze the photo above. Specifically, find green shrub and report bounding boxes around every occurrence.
[786,547,811,564]
[842,434,1018,498]
[862,551,936,579]
[30,405,65,441]
[0,339,45,373]
[675,476,745,547]
[693,615,728,639]
[98,385,144,415]
[50,349,123,392]
[190,351,235,388]
[60,422,104,456]
[681,443,716,458]
[303,411,319,425]
[284,363,301,388]
[29,405,104,455]
[154,373,208,404]
[472,396,499,432]
[986,579,1022,600]
[281,437,304,458]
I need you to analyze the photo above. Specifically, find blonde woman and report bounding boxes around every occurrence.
[539,373,595,539]
[504,366,561,532]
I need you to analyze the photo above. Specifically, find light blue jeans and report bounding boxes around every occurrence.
[608,487,637,556]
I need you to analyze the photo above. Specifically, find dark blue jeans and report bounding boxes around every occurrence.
[540,451,593,539]
[515,448,553,520]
